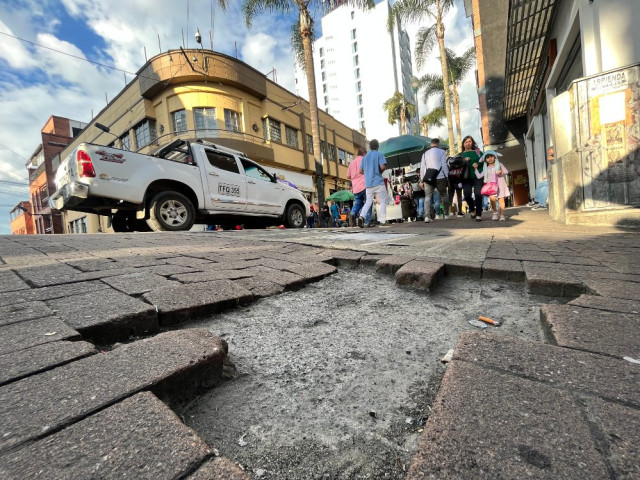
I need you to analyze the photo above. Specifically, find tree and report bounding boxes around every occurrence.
[421,107,445,137]
[414,47,475,149]
[242,0,374,223]
[389,0,456,155]
[382,91,416,135]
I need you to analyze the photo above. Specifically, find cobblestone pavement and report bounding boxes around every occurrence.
[0,206,638,479]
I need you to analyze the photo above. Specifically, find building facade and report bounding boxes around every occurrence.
[59,48,366,233]
[294,0,418,140]
[9,201,35,235]
[466,0,640,225]
[12,116,86,234]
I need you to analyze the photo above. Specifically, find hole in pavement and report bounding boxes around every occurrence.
[175,269,562,479]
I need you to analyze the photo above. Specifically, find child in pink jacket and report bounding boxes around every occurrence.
[474,150,510,221]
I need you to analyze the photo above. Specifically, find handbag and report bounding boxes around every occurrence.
[481,181,498,196]
[422,167,441,186]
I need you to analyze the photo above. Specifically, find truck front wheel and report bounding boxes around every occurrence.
[146,191,195,231]
[286,203,305,228]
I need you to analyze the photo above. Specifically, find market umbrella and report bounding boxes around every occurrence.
[378,135,431,169]
[326,189,354,202]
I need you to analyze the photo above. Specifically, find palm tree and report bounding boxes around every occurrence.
[389,0,456,155]
[382,91,416,135]
[446,47,475,151]
[242,1,374,220]
[421,107,445,137]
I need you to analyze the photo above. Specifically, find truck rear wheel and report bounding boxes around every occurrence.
[146,191,195,231]
[286,203,305,228]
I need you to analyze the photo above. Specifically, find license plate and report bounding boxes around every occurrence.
[218,183,240,197]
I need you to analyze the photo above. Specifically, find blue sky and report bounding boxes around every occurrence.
[0,0,478,235]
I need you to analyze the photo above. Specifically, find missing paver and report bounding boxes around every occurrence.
[175,269,560,478]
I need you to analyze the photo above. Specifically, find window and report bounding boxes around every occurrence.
[351,11,354,19]
[359,120,365,130]
[306,134,314,154]
[324,96,329,105]
[224,108,241,132]
[356,81,361,92]
[194,107,218,137]
[205,150,240,174]
[353,55,359,66]
[323,84,328,93]
[338,149,346,165]
[359,107,364,118]
[263,118,282,143]
[328,144,336,161]
[119,132,130,151]
[285,126,299,148]
[354,68,360,79]
[357,94,363,105]
[319,47,324,57]
[352,42,358,53]
[351,29,356,40]
[241,159,273,183]
[321,71,326,81]
[70,217,88,234]
[346,152,353,164]
[172,109,187,133]
[134,119,156,149]
[320,59,325,69]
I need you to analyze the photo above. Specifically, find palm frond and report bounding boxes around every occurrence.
[414,25,436,70]
[242,0,291,28]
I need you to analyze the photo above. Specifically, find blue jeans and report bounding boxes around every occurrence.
[535,180,549,207]
[433,190,441,215]
[351,190,372,224]
[415,196,425,218]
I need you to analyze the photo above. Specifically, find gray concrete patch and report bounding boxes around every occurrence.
[143,280,254,325]
[0,301,55,326]
[101,271,177,295]
[453,332,640,406]
[0,329,226,452]
[0,271,29,294]
[46,289,158,343]
[407,361,609,479]
[541,304,640,359]
[0,341,96,386]
[568,294,640,314]
[177,271,552,479]
[0,392,212,480]
[395,260,445,291]
[0,280,111,307]
[0,317,80,355]
[188,458,250,480]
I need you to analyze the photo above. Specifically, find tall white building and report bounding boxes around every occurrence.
[294,0,418,141]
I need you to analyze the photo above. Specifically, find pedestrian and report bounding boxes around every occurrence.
[447,155,465,217]
[347,147,372,225]
[358,139,388,227]
[320,202,330,228]
[459,135,484,222]
[411,166,425,221]
[307,205,316,228]
[420,138,450,223]
[474,150,510,221]
[329,200,340,227]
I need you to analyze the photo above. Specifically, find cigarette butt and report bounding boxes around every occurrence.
[478,315,501,326]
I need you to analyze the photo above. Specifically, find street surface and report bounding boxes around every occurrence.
[0,206,638,479]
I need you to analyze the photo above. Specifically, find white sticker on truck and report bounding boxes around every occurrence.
[218,183,240,196]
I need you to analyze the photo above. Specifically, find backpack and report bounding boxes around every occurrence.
[447,156,466,181]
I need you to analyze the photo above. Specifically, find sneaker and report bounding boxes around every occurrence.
[379,221,389,227]
[475,217,482,222]
[527,201,537,207]
[499,216,506,221]
[424,217,431,223]
[492,213,499,221]
[531,205,547,210]
[470,213,476,219]
[457,213,465,217]
[357,217,364,228]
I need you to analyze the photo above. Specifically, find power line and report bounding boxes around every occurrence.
[0,179,29,187]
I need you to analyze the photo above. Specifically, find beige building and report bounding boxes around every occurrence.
[60,49,366,232]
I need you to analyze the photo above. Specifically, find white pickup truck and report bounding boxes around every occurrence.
[50,139,310,232]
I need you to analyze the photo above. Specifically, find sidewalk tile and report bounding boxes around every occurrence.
[375,256,415,274]
[395,260,445,291]
[0,317,80,356]
[189,458,250,479]
[482,259,524,281]
[0,301,55,327]
[568,294,640,314]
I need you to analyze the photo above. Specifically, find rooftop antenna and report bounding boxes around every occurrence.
[186,0,190,48]
[182,29,185,48]
[144,46,147,62]
[157,33,161,54]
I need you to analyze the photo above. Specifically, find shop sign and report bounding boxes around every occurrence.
[588,71,628,95]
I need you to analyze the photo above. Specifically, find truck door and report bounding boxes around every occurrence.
[202,149,247,212]
[240,158,284,215]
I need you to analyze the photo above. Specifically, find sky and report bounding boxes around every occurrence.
[0,0,479,235]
